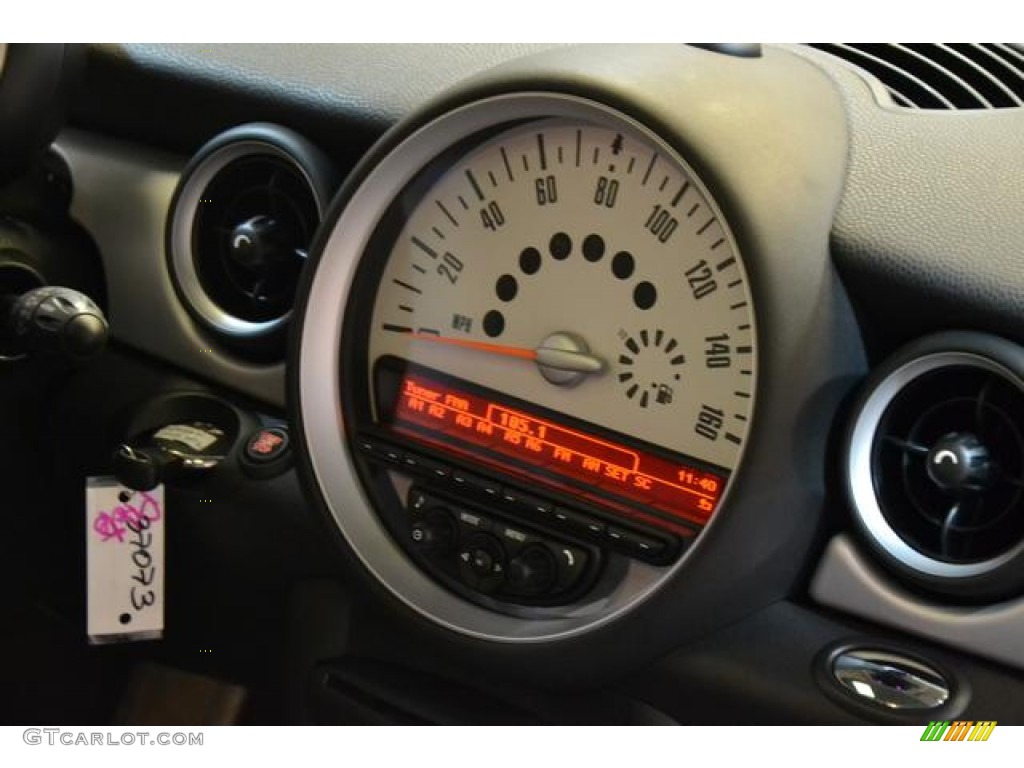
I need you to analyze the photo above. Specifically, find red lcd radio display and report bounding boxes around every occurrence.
[380,364,725,527]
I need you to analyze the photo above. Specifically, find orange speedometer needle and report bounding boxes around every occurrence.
[407,332,537,361]
[407,331,606,376]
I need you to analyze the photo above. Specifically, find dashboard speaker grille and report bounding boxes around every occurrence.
[809,44,1024,109]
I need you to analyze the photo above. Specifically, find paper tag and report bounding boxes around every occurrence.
[86,478,165,644]
[153,423,220,452]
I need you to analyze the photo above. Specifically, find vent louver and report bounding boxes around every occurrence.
[847,333,1024,601]
[168,123,337,357]
[872,365,1024,563]
[809,44,1024,109]
[193,155,316,324]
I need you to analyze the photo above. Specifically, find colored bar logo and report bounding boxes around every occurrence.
[921,721,997,741]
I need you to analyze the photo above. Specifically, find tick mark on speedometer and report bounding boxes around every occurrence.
[500,148,514,181]
[411,237,437,258]
[436,200,459,227]
[671,182,691,207]
[465,170,485,201]
[393,279,422,295]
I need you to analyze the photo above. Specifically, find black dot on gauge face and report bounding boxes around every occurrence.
[582,234,605,262]
[612,251,635,280]
[119,613,132,625]
[519,247,542,275]
[634,281,657,310]
[549,232,572,260]
[483,310,505,338]
[495,274,518,302]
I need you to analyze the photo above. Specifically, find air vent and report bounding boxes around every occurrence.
[846,332,1024,601]
[168,123,338,356]
[809,44,1024,109]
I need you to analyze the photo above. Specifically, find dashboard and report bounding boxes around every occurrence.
[3,42,1024,725]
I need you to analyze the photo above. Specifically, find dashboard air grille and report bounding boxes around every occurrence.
[809,44,1024,109]
[193,154,317,324]
[872,365,1024,564]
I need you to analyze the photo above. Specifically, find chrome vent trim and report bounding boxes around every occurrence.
[167,123,338,354]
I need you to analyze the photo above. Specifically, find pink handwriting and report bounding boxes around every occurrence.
[93,491,162,543]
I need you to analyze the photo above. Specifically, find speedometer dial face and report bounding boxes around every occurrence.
[365,113,756,525]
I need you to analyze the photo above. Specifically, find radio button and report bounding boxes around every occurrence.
[357,436,404,465]
[409,510,457,555]
[606,526,667,559]
[553,506,605,537]
[407,486,431,513]
[502,487,554,517]
[507,544,557,596]
[457,534,506,593]
[552,544,588,591]
[420,458,451,481]
[451,469,502,499]
[456,509,491,532]
[497,524,529,546]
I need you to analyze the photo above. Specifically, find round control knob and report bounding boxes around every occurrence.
[926,432,992,492]
[409,510,457,554]
[1,285,108,363]
[507,544,557,596]
[457,533,506,593]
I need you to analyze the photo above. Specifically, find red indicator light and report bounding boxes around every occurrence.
[389,373,724,526]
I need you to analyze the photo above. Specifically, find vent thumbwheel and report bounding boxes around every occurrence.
[846,332,1024,601]
[168,123,338,357]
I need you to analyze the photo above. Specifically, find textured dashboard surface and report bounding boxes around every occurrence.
[73,44,562,161]
[808,50,1024,357]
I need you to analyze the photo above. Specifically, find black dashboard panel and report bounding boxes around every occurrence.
[830,76,1024,356]
[71,44,562,165]
[3,43,1024,725]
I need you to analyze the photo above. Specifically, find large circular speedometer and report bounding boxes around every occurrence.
[298,93,758,641]
[369,118,754,480]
